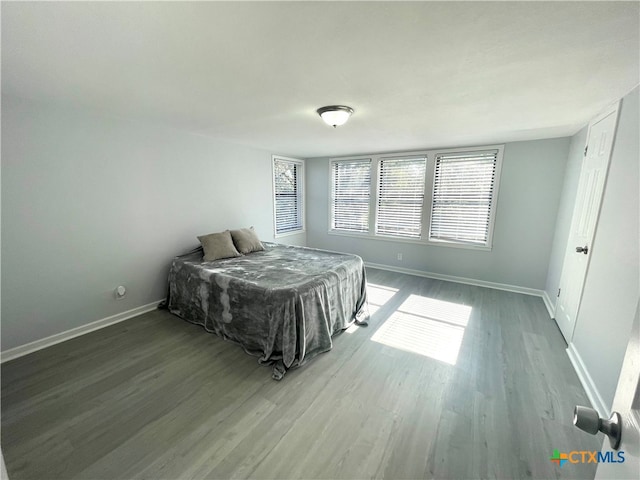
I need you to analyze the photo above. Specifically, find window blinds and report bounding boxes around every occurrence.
[375,156,427,238]
[274,158,302,234]
[429,150,498,245]
[331,160,371,233]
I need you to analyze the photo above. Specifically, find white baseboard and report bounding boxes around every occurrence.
[0,300,164,363]
[566,343,609,418]
[363,262,607,417]
[364,262,545,298]
[541,290,556,319]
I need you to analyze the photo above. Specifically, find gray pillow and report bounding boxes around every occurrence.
[197,230,241,261]
[230,227,265,254]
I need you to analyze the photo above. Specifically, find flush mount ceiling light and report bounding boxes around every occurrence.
[317,105,354,128]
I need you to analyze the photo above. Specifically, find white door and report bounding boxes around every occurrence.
[555,104,620,343]
[595,301,640,479]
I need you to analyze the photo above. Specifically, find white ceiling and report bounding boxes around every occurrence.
[2,1,638,158]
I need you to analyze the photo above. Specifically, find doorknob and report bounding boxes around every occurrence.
[576,245,589,254]
[573,405,621,449]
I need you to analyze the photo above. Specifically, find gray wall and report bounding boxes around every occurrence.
[306,138,570,290]
[570,87,639,410]
[544,126,588,308]
[1,95,305,351]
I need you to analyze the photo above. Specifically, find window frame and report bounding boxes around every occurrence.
[375,154,428,239]
[329,156,374,235]
[426,146,504,250]
[272,155,305,238]
[328,145,504,251]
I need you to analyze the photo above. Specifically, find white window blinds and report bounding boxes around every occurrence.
[331,159,371,233]
[375,156,427,238]
[429,150,499,245]
[273,157,303,235]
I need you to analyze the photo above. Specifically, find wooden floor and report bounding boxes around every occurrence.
[2,268,601,479]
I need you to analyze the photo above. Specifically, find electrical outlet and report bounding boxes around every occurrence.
[115,285,127,299]
[397,253,403,261]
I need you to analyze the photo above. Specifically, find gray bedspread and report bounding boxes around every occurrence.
[165,243,369,379]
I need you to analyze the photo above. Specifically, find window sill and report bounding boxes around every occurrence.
[327,230,492,251]
[275,229,305,239]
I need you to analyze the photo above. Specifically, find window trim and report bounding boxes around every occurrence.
[272,155,305,238]
[375,154,428,239]
[328,155,377,237]
[329,156,374,234]
[327,145,504,251]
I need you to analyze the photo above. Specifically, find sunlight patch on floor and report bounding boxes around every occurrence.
[367,283,399,315]
[345,283,399,334]
[371,295,472,364]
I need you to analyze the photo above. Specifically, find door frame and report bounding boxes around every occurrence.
[554,101,621,343]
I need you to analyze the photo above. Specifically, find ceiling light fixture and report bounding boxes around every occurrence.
[317,105,354,128]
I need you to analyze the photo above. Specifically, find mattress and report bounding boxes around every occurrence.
[165,242,369,379]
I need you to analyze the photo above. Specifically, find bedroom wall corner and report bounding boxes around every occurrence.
[305,138,570,291]
[0,94,296,352]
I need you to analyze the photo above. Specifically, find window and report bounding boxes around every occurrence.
[429,150,500,246]
[376,156,427,238]
[273,156,304,236]
[328,146,503,250]
[330,159,371,233]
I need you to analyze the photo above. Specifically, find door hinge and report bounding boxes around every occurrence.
[584,145,588,156]
[557,288,561,297]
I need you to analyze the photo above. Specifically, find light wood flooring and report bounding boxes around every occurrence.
[1,268,602,479]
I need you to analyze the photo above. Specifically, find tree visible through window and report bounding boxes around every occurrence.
[328,146,503,249]
[376,156,427,238]
[331,159,371,233]
[273,156,304,235]
[429,150,499,245]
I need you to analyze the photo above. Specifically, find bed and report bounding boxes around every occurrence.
[164,242,369,379]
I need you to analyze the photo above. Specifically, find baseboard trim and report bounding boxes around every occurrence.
[541,291,556,319]
[364,262,544,297]
[0,300,164,363]
[566,343,609,417]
